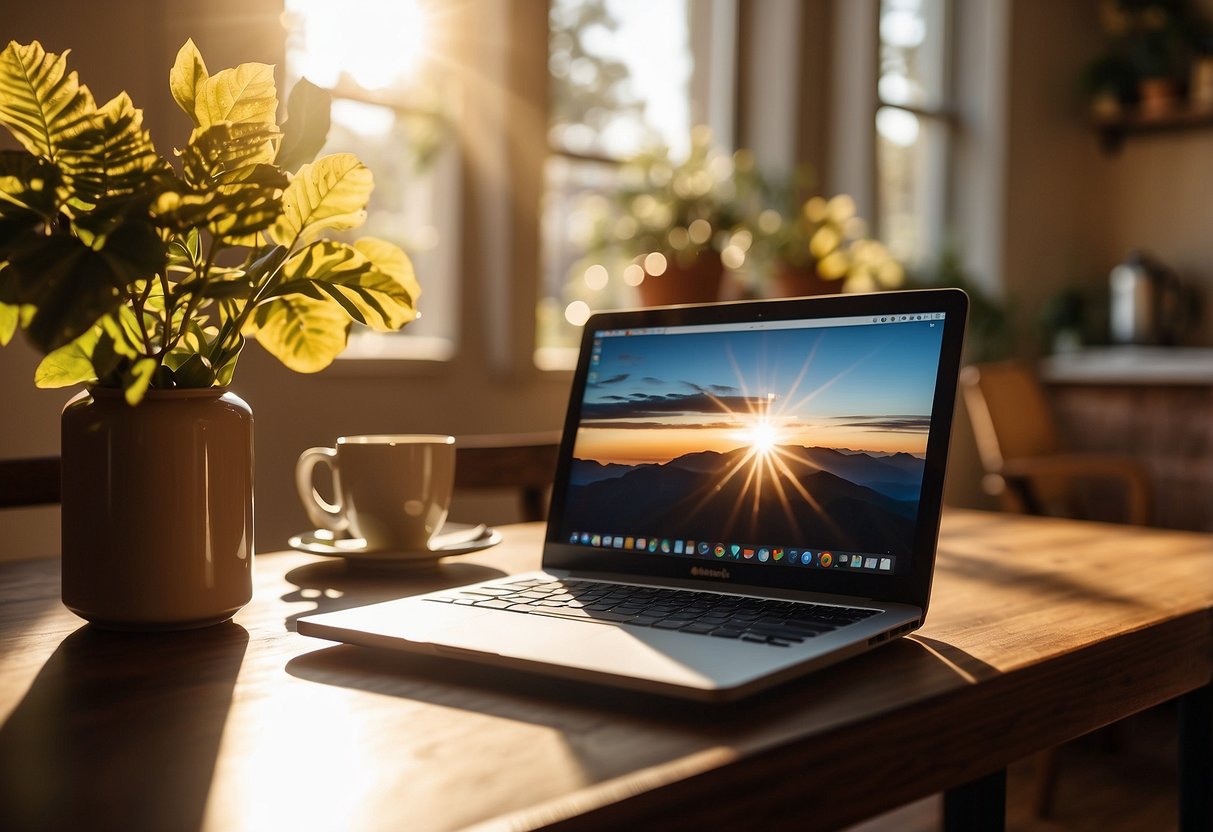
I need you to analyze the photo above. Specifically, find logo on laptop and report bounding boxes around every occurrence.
[691,566,731,580]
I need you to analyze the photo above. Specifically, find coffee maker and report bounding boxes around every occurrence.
[1108,250,1190,346]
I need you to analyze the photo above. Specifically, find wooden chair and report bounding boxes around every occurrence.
[959,361,1151,525]
[453,432,562,522]
[0,456,61,508]
[960,361,1151,817]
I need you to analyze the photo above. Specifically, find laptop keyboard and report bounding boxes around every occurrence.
[425,578,880,647]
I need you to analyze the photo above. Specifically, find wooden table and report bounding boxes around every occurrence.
[1,510,1210,831]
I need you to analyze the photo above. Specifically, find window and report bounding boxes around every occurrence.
[283,0,460,361]
[536,0,737,365]
[875,0,953,267]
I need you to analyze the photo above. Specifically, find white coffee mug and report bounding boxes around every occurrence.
[295,434,456,550]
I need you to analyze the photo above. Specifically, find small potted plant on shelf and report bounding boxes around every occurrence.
[1091,0,1198,119]
[578,125,763,306]
[0,39,420,629]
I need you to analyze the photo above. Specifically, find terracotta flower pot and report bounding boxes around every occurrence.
[60,387,254,630]
[1137,77,1177,119]
[636,254,725,307]
[771,263,843,298]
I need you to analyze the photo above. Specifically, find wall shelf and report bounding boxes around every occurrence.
[1093,107,1213,152]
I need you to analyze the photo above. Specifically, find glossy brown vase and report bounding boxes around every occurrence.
[61,387,254,630]
[636,254,725,307]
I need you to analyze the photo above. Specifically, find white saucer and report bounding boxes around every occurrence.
[288,522,501,566]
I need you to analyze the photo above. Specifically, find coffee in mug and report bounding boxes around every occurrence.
[295,434,455,550]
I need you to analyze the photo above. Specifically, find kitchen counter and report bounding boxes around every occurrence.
[1041,346,1213,385]
[1037,348,1213,532]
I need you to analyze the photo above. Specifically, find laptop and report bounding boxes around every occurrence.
[298,288,968,701]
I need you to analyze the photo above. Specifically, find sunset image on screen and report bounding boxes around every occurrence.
[560,320,945,557]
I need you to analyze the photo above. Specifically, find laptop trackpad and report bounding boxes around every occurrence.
[431,611,781,690]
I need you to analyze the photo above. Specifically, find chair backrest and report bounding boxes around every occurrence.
[958,361,1152,525]
[0,456,61,509]
[959,361,1062,474]
[453,432,561,522]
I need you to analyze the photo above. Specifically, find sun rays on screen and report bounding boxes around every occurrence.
[569,322,941,542]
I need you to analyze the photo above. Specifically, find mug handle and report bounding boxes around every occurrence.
[295,447,348,532]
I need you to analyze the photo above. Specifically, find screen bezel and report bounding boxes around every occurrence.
[541,288,968,614]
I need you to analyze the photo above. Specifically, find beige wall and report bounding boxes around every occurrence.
[1002,0,1113,353]
[1002,0,1213,350]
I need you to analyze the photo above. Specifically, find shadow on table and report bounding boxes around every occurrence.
[0,623,248,832]
[281,560,507,632]
[286,627,997,735]
[937,547,1147,609]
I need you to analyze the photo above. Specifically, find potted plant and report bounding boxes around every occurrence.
[0,40,420,629]
[580,126,763,306]
[754,189,905,297]
[1093,0,1197,118]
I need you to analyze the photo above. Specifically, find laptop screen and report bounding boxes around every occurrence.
[550,301,956,581]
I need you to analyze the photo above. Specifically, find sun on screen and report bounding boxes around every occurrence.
[737,419,782,456]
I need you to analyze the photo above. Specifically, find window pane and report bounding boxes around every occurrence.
[549,0,693,159]
[878,0,948,109]
[283,0,458,352]
[537,155,634,352]
[541,0,718,357]
[875,106,947,265]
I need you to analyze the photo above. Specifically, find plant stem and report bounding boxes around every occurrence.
[160,236,217,361]
[211,242,291,366]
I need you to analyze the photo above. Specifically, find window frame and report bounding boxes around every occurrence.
[535,0,741,370]
[872,0,959,268]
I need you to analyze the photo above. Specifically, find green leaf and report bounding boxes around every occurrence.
[1,221,164,353]
[34,324,101,387]
[0,41,97,161]
[2,235,123,351]
[155,123,286,240]
[98,307,141,358]
[179,121,279,187]
[200,273,255,300]
[268,153,371,247]
[268,239,416,331]
[0,150,61,229]
[241,243,289,287]
[251,293,350,372]
[166,352,215,387]
[98,220,167,285]
[194,61,278,128]
[169,39,208,124]
[124,357,156,405]
[276,78,331,173]
[0,302,19,345]
[57,92,163,206]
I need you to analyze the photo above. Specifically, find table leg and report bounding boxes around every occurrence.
[943,768,1006,832]
[1179,682,1212,832]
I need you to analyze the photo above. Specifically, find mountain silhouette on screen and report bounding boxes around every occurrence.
[562,446,924,555]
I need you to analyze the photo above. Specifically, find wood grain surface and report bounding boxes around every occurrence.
[0,509,1210,832]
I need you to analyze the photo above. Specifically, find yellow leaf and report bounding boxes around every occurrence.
[123,357,157,405]
[252,294,350,372]
[169,39,208,125]
[272,240,416,331]
[0,41,97,161]
[354,237,421,304]
[58,92,162,205]
[0,303,18,345]
[34,327,100,388]
[194,62,277,128]
[268,153,372,247]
